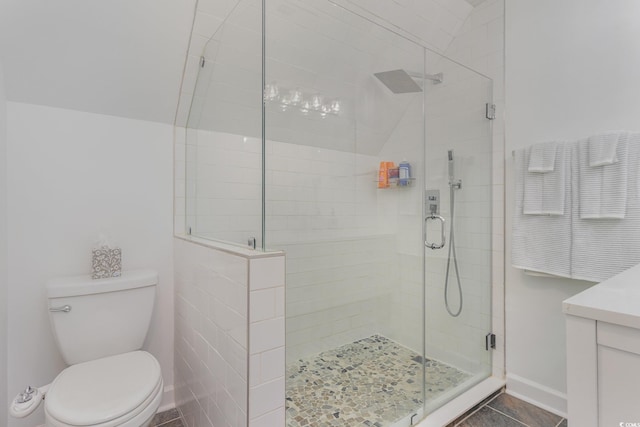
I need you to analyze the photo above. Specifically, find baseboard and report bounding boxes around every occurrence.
[158,384,176,413]
[506,373,567,418]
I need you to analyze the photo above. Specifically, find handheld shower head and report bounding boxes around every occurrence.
[447,150,461,189]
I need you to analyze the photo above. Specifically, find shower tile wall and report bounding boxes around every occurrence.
[281,236,397,360]
[174,238,249,427]
[174,238,286,427]
[248,256,286,426]
[185,129,404,360]
[187,130,384,243]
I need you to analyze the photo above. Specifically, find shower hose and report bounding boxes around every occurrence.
[445,182,463,317]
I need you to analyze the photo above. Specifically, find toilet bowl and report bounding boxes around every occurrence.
[45,351,163,427]
[9,270,164,425]
[41,270,163,427]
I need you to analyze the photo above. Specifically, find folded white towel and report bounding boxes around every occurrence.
[523,144,567,215]
[572,133,640,282]
[589,131,623,167]
[512,146,573,278]
[578,135,628,219]
[528,141,558,172]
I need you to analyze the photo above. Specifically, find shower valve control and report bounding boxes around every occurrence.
[425,190,440,215]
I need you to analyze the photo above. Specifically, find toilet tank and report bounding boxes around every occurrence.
[47,270,158,365]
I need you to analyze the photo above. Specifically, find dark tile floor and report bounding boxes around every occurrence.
[149,391,566,427]
[453,392,566,427]
[150,408,184,427]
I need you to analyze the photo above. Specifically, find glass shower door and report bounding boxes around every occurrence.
[423,52,494,414]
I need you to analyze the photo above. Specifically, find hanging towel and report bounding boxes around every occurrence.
[528,141,558,172]
[588,131,623,166]
[578,134,628,219]
[523,143,566,215]
[512,145,573,278]
[572,133,640,282]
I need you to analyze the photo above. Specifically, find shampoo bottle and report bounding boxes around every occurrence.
[399,160,411,186]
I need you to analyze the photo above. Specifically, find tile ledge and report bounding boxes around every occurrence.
[174,234,284,259]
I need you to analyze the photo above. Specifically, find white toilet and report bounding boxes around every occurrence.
[43,269,163,427]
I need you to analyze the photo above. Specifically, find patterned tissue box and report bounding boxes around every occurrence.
[91,246,122,279]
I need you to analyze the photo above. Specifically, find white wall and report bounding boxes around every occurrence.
[505,0,640,415]
[6,103,175,426]
[0,60,9,426]
[0,0,195,125]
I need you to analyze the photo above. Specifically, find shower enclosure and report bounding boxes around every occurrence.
[184,0,494,425]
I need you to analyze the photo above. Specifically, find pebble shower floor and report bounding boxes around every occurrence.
[286,335,471,427]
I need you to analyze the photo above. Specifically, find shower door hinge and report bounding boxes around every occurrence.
[486,333,496,350]
[485,103,496,120]
[248,237,257,250]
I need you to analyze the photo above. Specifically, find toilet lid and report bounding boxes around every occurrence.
[46,351,161,426]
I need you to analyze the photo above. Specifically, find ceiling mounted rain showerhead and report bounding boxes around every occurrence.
[374,69,444,94]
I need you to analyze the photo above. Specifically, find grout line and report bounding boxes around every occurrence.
[487,407,530,427]
[453,403,487,426]
[155,416,182,427]
[554,419,566,427]
[155,421,178,427]
[484,391,504,407]
[453,390,504,426]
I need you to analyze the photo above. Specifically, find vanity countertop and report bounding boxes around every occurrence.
[563,262,640,329]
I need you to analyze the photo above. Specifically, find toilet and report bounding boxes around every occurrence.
[43,270,163,427]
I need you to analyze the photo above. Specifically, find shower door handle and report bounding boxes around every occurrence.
[425,214,446,250]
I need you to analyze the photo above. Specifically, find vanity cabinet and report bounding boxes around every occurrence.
[564,264,640,427]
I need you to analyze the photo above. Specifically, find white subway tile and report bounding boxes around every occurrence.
[249,256,285,290]
[249,377,285,418]
[260,346,285,383]
[249,407,285,427]
[250,288,276,322]
[250,317,285,354]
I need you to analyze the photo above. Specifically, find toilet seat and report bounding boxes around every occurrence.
[45,351,163,427]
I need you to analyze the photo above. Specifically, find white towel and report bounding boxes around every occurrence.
[512,146,573,278]
[528,141,557,172]
[572,133,640,282]
[578,135,628,219]
[589,131,623,166]
[523,144,567,215]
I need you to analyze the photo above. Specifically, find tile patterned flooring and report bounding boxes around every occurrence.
[286,335,471,427]
[156,347,565,427]
[151,393,565,427]
[453,393,567,427]
[150,408,184,427]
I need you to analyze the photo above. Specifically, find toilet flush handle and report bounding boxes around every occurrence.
[49,305,72,313]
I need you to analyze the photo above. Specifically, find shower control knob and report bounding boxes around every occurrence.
[24,386,35,395]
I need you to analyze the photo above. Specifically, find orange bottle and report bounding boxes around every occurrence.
[378,161,389,188]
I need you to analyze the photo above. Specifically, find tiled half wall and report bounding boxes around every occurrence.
[174,237,286,427]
